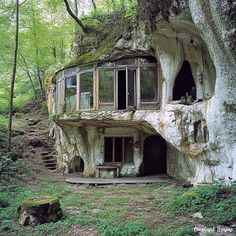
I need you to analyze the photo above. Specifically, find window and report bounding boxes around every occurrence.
[115,58,136,65]
[99,70,114,103]
[56,80,64,114]
[104,137,133,163]
[64,67,76,77]
[79,64,93,71]
[65,75,77,112]
[80,72,93,110]
[140,56,157,64]
[98,61,114,67]
[140,66,158,102]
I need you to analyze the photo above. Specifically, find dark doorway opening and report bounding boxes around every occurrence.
[173,61,196,100]
[143,136,167,175]
[118,70,126,110]
[74,156,84,173]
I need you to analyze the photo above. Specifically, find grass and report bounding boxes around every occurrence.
[0,156,235,236]
[165,182,236,226]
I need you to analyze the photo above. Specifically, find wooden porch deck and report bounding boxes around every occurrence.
[65,175,174,185]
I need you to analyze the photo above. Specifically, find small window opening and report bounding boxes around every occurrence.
[173,61,196,102]
[194,119,209,143]
[118,70,127,110]
[104,137,133,163]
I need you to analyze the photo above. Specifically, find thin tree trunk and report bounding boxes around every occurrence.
[8,0,19,152]
[63,0,89,33]
[74,0,78,17]
[31,9,45,100]
[19,52,37,100]
[91,0,97,11]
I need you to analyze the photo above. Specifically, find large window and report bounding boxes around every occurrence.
[56,80,64,114]
[140,66,158,102]
[65,75,77,112]
[99,70,114,103]
[80,72,93,110]
[104,137,133,163]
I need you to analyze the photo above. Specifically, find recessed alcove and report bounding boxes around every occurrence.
[173,61,196,102]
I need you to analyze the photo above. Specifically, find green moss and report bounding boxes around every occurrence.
[22,196,59,209]
[66,43,113,67]
[44,64,65,88]
[223,101,236,114]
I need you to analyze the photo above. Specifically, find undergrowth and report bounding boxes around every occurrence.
[165,182,236,226]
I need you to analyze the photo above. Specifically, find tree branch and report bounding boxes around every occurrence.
[62,0,88,33]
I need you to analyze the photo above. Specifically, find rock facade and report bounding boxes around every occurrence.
[48,0,236,184]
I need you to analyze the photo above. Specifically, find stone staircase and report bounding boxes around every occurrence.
[41,150,57,171]
[26,117,57,172]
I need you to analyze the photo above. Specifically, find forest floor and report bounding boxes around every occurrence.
[0,102,236,236]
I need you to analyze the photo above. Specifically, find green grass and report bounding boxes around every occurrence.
[0,115,8,143]
[0,157,235,236]
[165,182,236,226]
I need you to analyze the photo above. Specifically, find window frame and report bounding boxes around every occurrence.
[104,136,134,164]
[98,68,116,109]
[139,64,159,105]
[64,74,77,112]
[77,69,95,111]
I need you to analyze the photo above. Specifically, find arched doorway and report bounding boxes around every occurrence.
[74,156,84,174]
[173,61,196,101]
[143,136,167,175]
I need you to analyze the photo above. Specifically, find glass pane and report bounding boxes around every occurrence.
[98,61,114,67]
[79,64,93,71]
[99,70,114,103]
[64,67,76,77]
[140,57,157,64]
[56,80,64,114]
[115,58,135,65]
[128,69,136,107]
[115,138,122,162]
[104,138,113,162]
[80,72,93,110]
[140,66,158,102]
[65,75,77,112]
[124,137,133,163]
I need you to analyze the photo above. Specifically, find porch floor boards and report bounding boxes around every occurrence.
[65,175,174,185]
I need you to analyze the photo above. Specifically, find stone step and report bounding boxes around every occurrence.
[42,155,54,160]
[43,159,57,164]
[41,152,49,156]
[45,162,57,167]
[47,166,57,170]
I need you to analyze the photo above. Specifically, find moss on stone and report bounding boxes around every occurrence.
[223,101,236,114]
[21,196,59,209]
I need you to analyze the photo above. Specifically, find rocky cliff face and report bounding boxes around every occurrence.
[49,0,236,184]
[136,0,236,183]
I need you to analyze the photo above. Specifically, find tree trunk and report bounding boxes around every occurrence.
[63,0,89,33]
[8,0,19,152]
[19,53,37,100]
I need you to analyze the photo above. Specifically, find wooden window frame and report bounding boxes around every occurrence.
[104,137,134,164]
[139,64,159,105]
[76,69,95,111]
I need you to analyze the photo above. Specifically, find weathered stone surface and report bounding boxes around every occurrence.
[19,196,62,226]
[47,0,236,185]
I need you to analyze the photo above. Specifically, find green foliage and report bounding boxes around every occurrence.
[48,113,61,123]
[0,156,35,192]
[0,192,10,208]
[155,224,194,236]
[165,182,236,226]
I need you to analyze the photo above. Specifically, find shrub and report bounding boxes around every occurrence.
[165,182,236,226]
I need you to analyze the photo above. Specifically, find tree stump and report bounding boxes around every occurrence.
[18,196,62,226]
